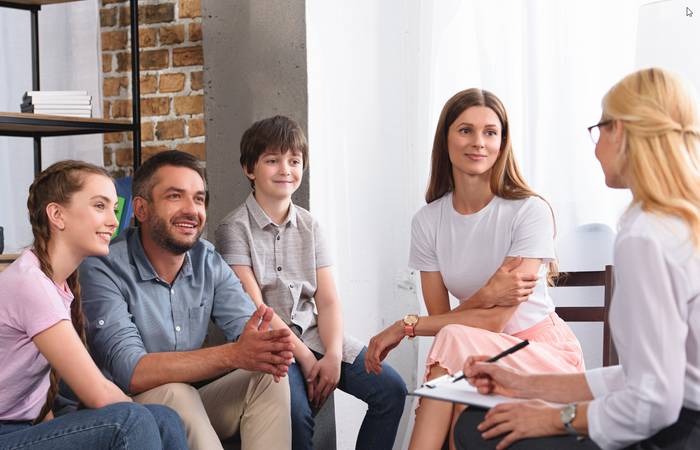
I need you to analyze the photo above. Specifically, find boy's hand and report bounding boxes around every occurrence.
[307,353,341,409]
[296,348,319,404]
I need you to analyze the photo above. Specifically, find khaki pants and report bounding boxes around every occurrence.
[134,370,291,450]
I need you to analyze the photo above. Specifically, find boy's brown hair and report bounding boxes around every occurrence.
[240,116,309,187]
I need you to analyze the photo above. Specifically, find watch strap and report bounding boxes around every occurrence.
[402,315,418,338]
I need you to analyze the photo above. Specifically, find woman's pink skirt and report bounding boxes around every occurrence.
[425,312,585,378]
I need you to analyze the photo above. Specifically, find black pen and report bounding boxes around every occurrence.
[451,339,529,383]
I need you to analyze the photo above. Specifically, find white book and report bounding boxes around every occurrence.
[411,373,563,409]
[27,98,92,106]
[24,90,89,97]
[25,104,92,110]
[22,108,92,115]
[31,110,92,117]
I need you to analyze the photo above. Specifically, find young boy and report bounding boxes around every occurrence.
[215,115,407,450]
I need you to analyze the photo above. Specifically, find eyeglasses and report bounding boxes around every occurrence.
[587,120,612,144]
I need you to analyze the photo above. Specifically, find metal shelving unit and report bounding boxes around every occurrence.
[0,0,142,174]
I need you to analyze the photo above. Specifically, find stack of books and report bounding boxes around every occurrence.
[21,90,92,118]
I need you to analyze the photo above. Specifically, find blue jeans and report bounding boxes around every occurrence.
[0,403,188,450]
[288,347,407,450]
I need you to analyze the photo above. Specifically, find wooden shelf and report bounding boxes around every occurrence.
[0,253,19,273]
[0,112,133,137]
[0,253,20,262]
[0,0,141,172]
[0,0,84,8]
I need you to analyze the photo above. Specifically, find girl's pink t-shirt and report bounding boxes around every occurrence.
[0,249,73,421]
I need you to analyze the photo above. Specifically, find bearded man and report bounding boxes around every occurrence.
[80,150,293,450]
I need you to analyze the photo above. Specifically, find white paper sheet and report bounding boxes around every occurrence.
[411,373,563,409]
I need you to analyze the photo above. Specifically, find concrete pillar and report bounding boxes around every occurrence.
[202,0,309,234]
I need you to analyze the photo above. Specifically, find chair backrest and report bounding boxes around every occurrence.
[553,265,618,366]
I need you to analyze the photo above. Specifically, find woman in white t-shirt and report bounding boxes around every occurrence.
[365,88,584,449]
[456,68,700,450]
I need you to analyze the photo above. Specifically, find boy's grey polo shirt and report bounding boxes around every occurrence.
[215,193,363,363]
[79,227,256,393]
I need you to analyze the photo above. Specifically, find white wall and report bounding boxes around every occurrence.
[306,1,647,448]
[306,3,426,448]
[636,0,700,92]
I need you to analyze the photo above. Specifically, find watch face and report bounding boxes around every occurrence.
[404,314,419,326]
[560,404,576,424]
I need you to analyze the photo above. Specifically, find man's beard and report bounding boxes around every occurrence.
[148,214,203,255]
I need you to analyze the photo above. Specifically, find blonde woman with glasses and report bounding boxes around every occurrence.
[457,67,700,450]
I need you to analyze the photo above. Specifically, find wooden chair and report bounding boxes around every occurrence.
[552,265,618,367]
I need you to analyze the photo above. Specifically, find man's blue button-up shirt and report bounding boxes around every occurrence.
[79,227,256,393]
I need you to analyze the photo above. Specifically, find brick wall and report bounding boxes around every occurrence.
[100,0,205,177]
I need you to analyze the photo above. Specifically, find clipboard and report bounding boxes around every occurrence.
[410,373,562,409]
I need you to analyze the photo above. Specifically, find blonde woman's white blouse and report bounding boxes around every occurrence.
[586,204,700,449]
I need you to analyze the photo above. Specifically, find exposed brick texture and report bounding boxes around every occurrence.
[115,52,131,72]
[139,28,157,47]
[160,25,185,45]
[187,118,205,137]
[142,145,173,160]
[176,142,205,160]
[174,95,203,115]
[101,30,128,51]
[103,76,128,97]
[179,0,201,19]
[141,97,170,117]
[100,8,117,27]
[139,75,158,94]
[172,46,203,67]
[101,0,206,175]
[156,119,185,140]
[115,147,135,166]
[188,22,202,41]
[159,73,185,93]
[141,4,175,25]
[140,49,169,70]
[102,54,112,72]
[111,99,132,118]
[104,132,124,144]
[141,122,155,142]
[190,71,203,90]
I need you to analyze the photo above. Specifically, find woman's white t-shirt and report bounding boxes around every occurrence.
[409,192,556,334]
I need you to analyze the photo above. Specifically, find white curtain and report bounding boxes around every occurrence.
[0,0,102,253]
[307,1,641,448]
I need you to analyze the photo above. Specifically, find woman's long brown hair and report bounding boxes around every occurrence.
[27,160,111,423]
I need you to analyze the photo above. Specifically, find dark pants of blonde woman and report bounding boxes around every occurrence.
[454,407,700,450]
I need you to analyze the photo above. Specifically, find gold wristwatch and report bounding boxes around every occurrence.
[402,314,419,338]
